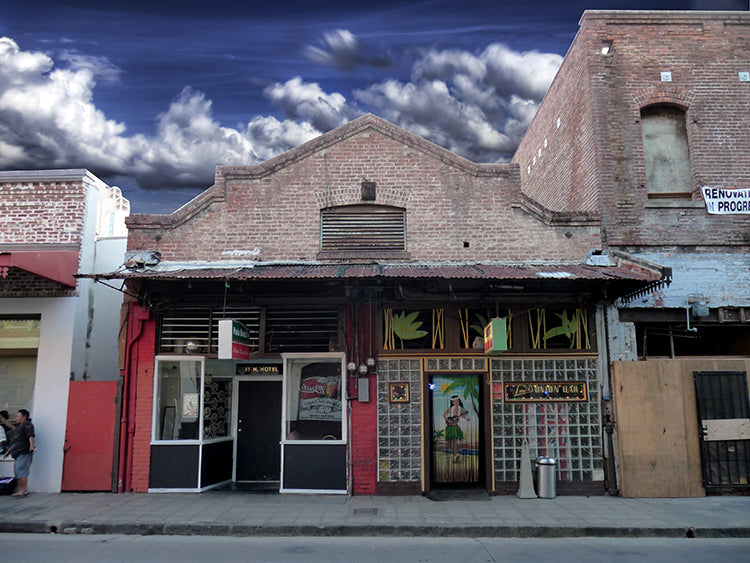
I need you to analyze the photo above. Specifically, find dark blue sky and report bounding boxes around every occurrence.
[1,1,744,212]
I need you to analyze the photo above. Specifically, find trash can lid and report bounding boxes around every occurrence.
[536,457,556,465]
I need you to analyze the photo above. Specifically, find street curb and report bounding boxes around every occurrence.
[2,522,749,538]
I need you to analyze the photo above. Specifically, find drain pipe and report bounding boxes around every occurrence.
[117,303,148,492]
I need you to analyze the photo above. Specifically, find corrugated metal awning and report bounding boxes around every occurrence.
[90,262,664,283]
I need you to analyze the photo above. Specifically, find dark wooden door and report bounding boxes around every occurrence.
[236,380,282,482]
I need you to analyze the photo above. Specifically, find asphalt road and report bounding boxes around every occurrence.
[3,534,750,562]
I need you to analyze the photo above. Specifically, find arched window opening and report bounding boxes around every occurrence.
[640,105,692,198]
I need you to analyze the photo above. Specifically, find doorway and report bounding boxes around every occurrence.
[428,373,484,488]
[694,371,750,489]
[235,379,282,483]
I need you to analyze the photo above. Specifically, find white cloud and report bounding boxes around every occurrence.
[355,43,561,161]
[57,51,123,85]
[130,88,322,188]
[304,29,390,71]
[0,33,561,199]
[0,37,130,171]
[264,77,362,131]
[0,37,325,191]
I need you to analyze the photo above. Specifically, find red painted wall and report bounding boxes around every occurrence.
[128,306,156,493]
[346,303,378,495]
[61,381,118,491]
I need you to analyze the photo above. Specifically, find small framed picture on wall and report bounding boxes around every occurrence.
[389,382,410,403]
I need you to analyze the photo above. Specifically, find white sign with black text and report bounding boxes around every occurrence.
[702,186,750,214]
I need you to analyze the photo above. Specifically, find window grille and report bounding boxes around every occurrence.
[265,308,339,352]
[158,306,339,354]
[320,205,406,257]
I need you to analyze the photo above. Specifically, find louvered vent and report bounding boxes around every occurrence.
[159,307,261,354]
[265,308,339,352]
[158,306,338,354]
[320,205,406,256]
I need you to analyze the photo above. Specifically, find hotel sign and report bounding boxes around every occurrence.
[236,363,281,375]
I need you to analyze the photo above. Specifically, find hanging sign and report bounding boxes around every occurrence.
[483,318,508,355]
[217,319,251,360]
[702,186,750,214]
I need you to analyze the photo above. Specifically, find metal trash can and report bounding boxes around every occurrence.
[535,456,557,499]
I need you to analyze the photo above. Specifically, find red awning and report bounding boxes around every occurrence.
[0,250,80,287]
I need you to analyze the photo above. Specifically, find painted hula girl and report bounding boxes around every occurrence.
[443,395,470,462]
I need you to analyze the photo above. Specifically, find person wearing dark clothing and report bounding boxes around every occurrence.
[0,410,12,454]
[2,409,35,496]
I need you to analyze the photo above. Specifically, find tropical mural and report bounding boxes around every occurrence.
[430,374,480,484]
[528,308,591,349]
[383,308,444,349]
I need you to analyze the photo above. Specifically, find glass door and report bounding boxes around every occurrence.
[430,374,481,485]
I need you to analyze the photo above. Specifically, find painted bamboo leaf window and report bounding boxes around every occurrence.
[528,308,592,350]
[383,308,445,350]
[459,308,513,350]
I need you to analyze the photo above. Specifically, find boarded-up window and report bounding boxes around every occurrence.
[319,205,406,258]
[641,105,692,197]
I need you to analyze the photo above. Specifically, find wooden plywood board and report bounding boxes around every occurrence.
[702,418,750,441]
[613,358,750,498]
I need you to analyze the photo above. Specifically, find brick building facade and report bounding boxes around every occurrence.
[111,114,661,495]
[0,169,129,492]
[515,11,750,494]
[96,10,749,497]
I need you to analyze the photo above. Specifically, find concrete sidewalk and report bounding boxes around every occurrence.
[0,491,748,538]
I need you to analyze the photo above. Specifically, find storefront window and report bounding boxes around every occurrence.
[153,358,203,441]
[0,317,39,415]
[283,354,345,441]
[202,376,232,439]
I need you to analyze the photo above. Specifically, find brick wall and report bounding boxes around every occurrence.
[0,269,76,297]
[0,179,87,246]
[516,11,750,248]
[127,115,600,264]
[512,25,601,216]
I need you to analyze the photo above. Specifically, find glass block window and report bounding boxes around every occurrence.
[424,357,488,372]
[377,358,422,483]
[491,357,602,483]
